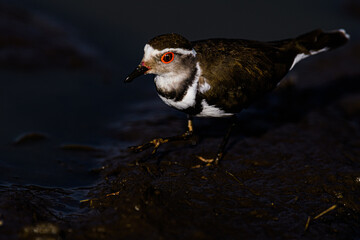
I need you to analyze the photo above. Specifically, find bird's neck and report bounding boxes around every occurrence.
[154,63,200,101]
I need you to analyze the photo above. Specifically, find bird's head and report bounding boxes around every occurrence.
[124,33,197,83]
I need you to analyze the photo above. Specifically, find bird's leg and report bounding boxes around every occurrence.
[214,118,237,164]
[197,116,237,165]
[128,116,194,155]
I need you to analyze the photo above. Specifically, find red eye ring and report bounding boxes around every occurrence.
[161,52,174,64]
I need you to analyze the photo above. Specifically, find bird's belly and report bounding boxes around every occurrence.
[158,94,233,117]
[158,94,195,110]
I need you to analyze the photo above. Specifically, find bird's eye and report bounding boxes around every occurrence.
[161,52,174,64]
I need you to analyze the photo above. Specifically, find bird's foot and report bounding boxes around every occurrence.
[129,137,169,155]
[128,130,194,155]
[195,117,236,166]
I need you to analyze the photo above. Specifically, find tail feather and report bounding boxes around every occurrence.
[290,29,349,70]
[296,28,349,52]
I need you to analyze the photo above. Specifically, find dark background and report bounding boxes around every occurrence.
[0,0,360,239]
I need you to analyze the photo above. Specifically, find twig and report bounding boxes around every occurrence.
[314,204,337,220]
[304,216,311,231]
[304,204,337,232]
[80,198,97,203]
[80,191,121,203]
[196,156,215,163]
[105,191,120,197]
[225,170,244,186]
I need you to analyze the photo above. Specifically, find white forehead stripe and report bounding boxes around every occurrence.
[143,44,196,61]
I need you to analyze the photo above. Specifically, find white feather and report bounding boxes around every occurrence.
[334,28,350,40]
[196,100,233,117]
[199,78,211,94]
[289,47,329,71]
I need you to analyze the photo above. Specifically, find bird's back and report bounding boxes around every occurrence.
[193,38,294,112]
[192,29,348,113]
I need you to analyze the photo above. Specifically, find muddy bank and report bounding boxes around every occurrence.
[1,73,359,239]
[76,75,360,240]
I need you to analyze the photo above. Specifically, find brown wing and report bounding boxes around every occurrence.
[193,38,295,112]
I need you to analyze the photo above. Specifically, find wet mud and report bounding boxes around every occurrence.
[1,72,360,239]
[81,75,360,240]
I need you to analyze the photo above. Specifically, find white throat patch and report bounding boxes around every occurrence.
[155,72,189,93]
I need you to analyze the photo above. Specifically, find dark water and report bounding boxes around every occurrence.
[0,0,360,238]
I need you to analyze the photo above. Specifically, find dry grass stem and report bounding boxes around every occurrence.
[304,216,311,231]
[196,156,214,163]
[314,204,337,220]
[226,170,244,186]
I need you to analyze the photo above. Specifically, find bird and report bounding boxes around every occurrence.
[124,29,349,164]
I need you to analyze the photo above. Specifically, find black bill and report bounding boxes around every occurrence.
[124,65,149,83]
